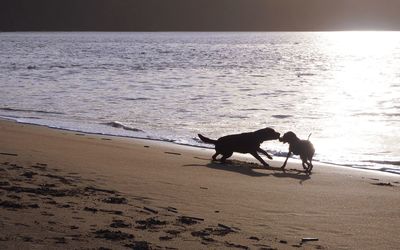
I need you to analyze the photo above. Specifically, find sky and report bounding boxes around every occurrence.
[1,0,400,31]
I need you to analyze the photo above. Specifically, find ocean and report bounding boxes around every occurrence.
[1,32,399,174]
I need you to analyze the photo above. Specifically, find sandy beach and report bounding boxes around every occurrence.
[0,119,399,249]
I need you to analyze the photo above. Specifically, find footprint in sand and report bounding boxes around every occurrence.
[143,206,158,214]
[0,181,11,186]
[21,171,37,179]
[165,230,182,237]
[177,216,204,225]
[135,217,167,230]
[159,235,173,241]
[99,209,123,215]
[110,219,131,228]
[224,241,249,249]
[124,241,152,249]
[103,197,128,204]
[84,207,98,213]
[94,229,134,241]
[0,200,39,210]
[52,237,67,244]
[41,211,55,216]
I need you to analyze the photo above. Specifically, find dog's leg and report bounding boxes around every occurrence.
[301,156,308,169]
[281,151,291,169]
[250,152,269,167]
[212,152,220,161]
[308,159,313,172]
[220,152,233,163]
[257,148,273,160]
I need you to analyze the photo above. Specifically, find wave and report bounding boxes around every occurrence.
[123,97,152,101]
[50,65,67,69]
[355,112,400,117]
[362,160,400,166]
[271,114,293,119]
[0,107,64,115]
[239,108,269,111]
[226,115,249,119]
[296,73,316,77]
[102,121,144,132]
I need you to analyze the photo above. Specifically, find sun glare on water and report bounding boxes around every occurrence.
[327,31,398,55]
[314,31,400,163]
[325,31,398,92]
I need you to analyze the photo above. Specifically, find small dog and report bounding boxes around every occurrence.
[279,131,315,172]
[198,128,280,167]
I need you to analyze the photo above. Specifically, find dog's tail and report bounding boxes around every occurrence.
[307,133,312,140]
[198,134,217,144]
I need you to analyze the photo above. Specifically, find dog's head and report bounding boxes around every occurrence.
[279,131,298,144]
[255,127,281,141]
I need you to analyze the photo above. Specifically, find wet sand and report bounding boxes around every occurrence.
[0,119,399,249]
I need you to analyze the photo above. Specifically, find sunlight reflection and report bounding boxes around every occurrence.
[324,31,399,56]
[314,31,399,162]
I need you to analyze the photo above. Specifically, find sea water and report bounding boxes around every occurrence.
[1,32,399,174]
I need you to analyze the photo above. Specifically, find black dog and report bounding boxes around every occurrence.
[279,131,315,172]
[198,128,280,167]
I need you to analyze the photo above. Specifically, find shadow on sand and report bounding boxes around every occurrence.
[184,159,311,183]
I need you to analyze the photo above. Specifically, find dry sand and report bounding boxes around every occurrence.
[0,119,399,249]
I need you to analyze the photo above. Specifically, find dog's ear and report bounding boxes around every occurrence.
[286,131,296,138]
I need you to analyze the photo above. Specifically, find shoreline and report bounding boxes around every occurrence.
[1,116,398,177]
[1,118,399,249]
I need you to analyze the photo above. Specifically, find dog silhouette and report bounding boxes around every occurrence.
[198,128,280,167]
[280,131,315,172]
